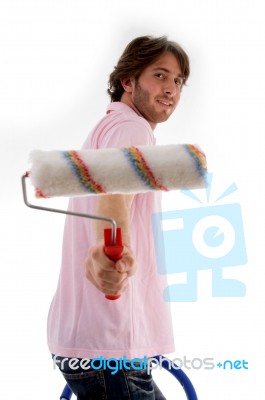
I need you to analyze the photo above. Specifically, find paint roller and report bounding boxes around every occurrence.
[22,143,207,300]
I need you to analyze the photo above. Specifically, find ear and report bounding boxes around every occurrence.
[120,77,135,93]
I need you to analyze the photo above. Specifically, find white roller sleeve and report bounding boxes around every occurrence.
[29,144,207,198]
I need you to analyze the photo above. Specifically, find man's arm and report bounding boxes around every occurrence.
[84,194,136,296]
[94,194,133,244]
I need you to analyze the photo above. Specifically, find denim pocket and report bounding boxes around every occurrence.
[124,369,155,399]
[62,369,107,400]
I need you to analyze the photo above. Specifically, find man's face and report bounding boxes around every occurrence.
[130,52,184,128]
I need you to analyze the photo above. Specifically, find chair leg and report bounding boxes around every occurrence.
[153,356,198,400]
[60,384,73,400]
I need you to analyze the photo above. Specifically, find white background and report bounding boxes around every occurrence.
[1,0,265,398]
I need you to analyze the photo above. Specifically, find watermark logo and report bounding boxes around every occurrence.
[216,359,248,370]
[152,173,248,301]
[53,354,248,374]
[53,355,149,375]
[149,356,248,372]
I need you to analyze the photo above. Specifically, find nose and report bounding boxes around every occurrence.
[164,80,177,97]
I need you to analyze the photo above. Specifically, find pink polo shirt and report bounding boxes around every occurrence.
[47,102,174,359]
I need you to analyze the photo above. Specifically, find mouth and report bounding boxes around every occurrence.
[157,99,173,109]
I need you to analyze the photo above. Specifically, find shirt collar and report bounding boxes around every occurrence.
[106,101,139,116]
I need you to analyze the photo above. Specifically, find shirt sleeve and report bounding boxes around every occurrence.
[98,119,155,149]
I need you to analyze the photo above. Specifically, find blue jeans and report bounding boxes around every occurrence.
[54,356,166,400]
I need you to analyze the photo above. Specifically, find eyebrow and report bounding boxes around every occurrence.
[152,67,184,78]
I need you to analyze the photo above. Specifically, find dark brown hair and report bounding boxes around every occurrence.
[108,35,190,102]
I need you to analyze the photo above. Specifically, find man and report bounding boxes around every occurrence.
[50,36,190,399]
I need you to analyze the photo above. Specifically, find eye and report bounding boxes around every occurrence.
[175,78,184,87]
[155,73,165,80]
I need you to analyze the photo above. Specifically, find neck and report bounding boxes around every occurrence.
[119,93,156,130]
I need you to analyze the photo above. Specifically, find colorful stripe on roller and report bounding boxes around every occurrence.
[122,147,168,191]
[183,144,207,177]
[35,187,46,198]
[63,150,106,194]
[29,143,207,198]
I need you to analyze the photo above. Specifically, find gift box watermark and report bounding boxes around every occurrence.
[152,173,248,302]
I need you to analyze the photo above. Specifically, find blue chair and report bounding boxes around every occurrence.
[60,384,73,400]
[60,355,198,400]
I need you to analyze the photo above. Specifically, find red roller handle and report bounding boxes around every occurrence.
[104,227,123,300]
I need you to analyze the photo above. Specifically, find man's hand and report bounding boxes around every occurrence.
[85,240,136,296]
